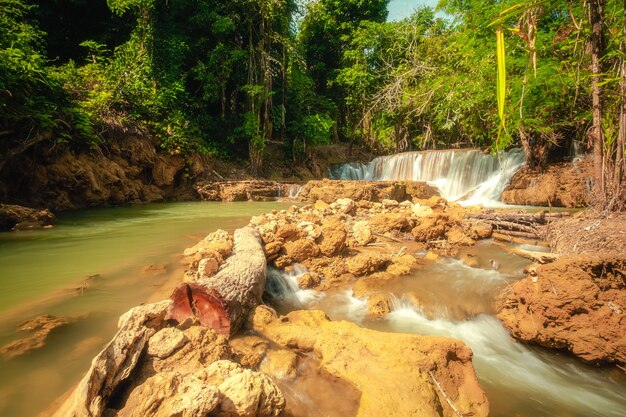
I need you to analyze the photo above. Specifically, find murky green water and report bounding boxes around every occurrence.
[0,201,291,417]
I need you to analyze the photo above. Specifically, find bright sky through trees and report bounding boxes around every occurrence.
[387,0,438,21]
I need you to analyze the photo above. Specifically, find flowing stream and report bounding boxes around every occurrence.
[267,241,626,417]
[329,148,525,205]
[0,201,292,417]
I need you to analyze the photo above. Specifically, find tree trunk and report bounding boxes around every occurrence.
[588,0,605,194]
[167,227,267,336]
[615,0,626,189]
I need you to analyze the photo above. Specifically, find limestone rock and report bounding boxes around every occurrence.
[252,309,489,417]
[347,253,390,276]
[318,219,347,257]
[368,213,409,234]
[281,239,320,264]
[497,255,626,368]
[411,203,434,218]
[275,224,307,242]
[218,367,286,417]
[366,293,393,317]
[412,215,451,242]
[0,203,55,231]
[148,327,188,359]
[1,315,73,359]
[259,349,298,380]
[445,226,475,246]
[352,221,373,246]
[464,220,493,240]
[333,198,356,215]
[297,272,321,289]
[230,336,269,369]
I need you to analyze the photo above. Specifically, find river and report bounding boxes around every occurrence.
[0,201,292,417]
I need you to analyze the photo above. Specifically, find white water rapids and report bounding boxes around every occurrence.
[265,247,626,417]
[329,148,525,205]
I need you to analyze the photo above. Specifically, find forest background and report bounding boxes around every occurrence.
[0,0,624,207]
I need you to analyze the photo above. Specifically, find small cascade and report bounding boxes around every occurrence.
[329,148,525,205]
[277,184,303,199]
[288,184,303,199]
[265,264,324,310]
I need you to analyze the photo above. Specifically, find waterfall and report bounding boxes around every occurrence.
[329,148,525,205]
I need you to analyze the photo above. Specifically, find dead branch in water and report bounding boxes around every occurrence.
[373,232,406,243]
[428,370,467,417]
[492,232,549,247]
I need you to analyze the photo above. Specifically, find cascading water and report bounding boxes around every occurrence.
[329,148,525,205]
[265,264,324,311]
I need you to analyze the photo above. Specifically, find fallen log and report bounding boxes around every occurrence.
[492,232,550,247]
[485,220,537,234]
[468,211,570,225]
[167,227,266,336]
[499,245,559,263]
[491,229,539,239]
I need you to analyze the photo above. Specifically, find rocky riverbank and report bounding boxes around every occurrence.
[48,191,494,417]
[495,211,626,369]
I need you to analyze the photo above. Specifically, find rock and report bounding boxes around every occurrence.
[252,309,489,417]
[387,254,417,275]
[280,239,320,264]
[259,349,298,380]
[297,221,322,240]
[230,336,269,369]
[218,366,286,417]
[140,263,168,277]
[497,255,626,368]
[366,293,394,317]
[184,229,233,258]
[318,220,347,257]
[460,254,480,268]
[0,203,55,231]
[424,251,439,261]
[352,221,373,246]
[297,179,438,204]
[411,203,434,218]
[263,240,283,259]
[333,198,356,215]
[1,315,73,359]
[501,161,591,208]
[346,253,390,276]
[117,371,221,417]
[275,224,307,242]
[197,180,285,202]
[148,327,188,359]
[314,200,330,211]
[368,214,409,234]
[381,199,399,207]
[445,225,475,246]
[464,220,493,240]
[411,215,451,242]
[52,301,172,417]
[197,257,220,278]
[297,272,321,289]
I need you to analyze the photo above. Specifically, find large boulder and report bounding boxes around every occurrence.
[0,203,55,231]
[250,308,489,417]
[297,179,437,203]
[497,255,626,368]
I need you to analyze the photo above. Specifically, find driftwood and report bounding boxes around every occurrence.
[486,220,537,234]
[491,229,539,239]
[52,301,171,417]
[467,211,570,226]
[496,244,559,263]
[168,227,266,336]
[492,232,550,247]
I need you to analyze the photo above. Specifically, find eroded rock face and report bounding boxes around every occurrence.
[251,308,489,417]
[0,203,55,231]
[297,179,437,203]
[497,255,626,368]
[501,160,591,208]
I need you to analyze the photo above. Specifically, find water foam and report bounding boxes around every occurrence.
[329,148,525,206]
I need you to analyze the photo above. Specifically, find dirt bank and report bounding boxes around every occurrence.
[497,255,626,369]
[501,159,592,208]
